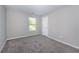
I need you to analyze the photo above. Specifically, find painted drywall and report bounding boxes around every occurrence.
[42,16,48,36]
[0,6,6,52]
[7,8,41,40]
[6,5,62,16]
[47,6,79,48]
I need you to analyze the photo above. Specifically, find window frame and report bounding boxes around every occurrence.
[28,17,37,31]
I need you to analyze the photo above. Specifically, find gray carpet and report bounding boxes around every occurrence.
[1,35,79,53]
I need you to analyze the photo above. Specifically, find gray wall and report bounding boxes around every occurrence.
[47,6,79,48]
[0,6,6,52]
[7,8,41,40]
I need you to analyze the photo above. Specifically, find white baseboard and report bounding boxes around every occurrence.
[45,35,79,50]
[7,35,28,40]
[0,40,7,52]
[7,34,41,40]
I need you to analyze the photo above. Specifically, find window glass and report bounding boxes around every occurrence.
[29,17,36,31]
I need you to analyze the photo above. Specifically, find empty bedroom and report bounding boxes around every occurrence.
[0,5,79,53]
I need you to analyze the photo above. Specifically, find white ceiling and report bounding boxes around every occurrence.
[6,5,63,16]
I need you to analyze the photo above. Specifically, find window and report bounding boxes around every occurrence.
[29,17,36,31]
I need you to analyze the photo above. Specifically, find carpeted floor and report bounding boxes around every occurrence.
[1,35,79,53]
